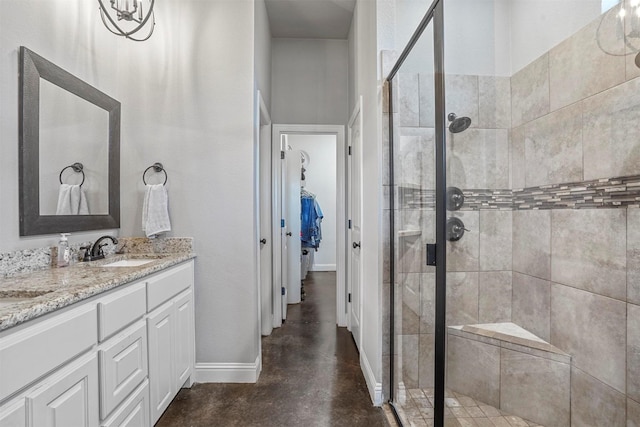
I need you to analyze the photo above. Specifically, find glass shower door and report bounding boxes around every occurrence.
[388,4,441,424]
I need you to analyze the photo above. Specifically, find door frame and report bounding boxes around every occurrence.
[347,97,364,344]
[271,124,347,327]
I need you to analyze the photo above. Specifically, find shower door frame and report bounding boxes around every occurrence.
[386,0,447,425]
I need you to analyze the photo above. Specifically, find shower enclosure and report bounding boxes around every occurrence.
[386,1,640,426]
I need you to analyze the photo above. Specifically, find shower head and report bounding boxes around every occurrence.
[448,113,471,133]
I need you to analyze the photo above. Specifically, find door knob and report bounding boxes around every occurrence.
[352,241,361,249]
[260,238,267,244]
[286,232,292,236]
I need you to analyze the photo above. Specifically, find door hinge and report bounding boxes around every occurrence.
[348,293,351,303]
[282,287,286,296]
[281,150,285,159]
[348,146,352,156]
[348,219,352,229]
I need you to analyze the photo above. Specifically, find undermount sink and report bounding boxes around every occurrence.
[100,259,156,268]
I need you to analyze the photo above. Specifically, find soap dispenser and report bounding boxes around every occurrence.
[57,233,70,267]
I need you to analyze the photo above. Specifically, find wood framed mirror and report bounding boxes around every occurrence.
[19,46,120,236]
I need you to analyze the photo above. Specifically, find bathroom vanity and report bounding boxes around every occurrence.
[0,252,196,427]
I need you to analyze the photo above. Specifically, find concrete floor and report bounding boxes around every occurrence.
[156,271,390,427]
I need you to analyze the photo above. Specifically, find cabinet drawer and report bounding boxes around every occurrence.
[98,282,146,342]
[99,321,148,420]
[101,380,149,427]
[146,262,193,311]
[0,303,97,402]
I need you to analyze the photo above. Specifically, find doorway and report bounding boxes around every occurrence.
[271,124,347,329]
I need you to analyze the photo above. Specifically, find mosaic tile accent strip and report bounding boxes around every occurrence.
[396,175,640,211]
[512,174,640,210]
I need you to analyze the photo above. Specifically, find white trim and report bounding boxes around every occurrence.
[271,124,347,328]
[195,355,261,383]
[361,351,383,406]
[309,264,336,271]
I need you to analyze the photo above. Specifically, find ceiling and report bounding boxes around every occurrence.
[264,0,357,39]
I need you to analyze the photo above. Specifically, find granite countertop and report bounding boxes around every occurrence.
[0,252,196,332]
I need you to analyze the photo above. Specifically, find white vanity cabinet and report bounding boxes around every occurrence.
[146,263,194,424]
[0,259,195,427]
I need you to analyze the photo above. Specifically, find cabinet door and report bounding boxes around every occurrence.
[174,290,194,388]
[147,301,174,424]
[0,398,26,427]
[28,354,99,427]
[99,321,148,419]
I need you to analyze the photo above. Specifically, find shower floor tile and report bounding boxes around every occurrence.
[396,388,544,427]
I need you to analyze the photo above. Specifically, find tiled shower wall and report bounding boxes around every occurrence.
[383,4,640,425]
[509,8,640,423]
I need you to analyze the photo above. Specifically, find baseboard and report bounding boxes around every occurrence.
[310,264,336,271]
[361,350,384,406]
[195,355,261,383]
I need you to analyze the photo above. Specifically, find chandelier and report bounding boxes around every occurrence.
[98,0,156,41]
[597,0,640,64]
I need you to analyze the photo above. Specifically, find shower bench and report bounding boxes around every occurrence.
[447,322,571,427]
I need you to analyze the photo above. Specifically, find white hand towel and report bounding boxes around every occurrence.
[142,184,171,238]
[56,184,89,215]
[56,184,73,215]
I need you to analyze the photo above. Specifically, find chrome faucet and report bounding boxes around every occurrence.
[81,236,119,261]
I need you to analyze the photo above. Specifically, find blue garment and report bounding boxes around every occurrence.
[301,191,323,249]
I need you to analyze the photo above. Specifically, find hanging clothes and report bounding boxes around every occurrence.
[301,189,323,249]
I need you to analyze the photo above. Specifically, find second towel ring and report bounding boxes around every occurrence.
[59,162,85,186]
[142,162,168,185]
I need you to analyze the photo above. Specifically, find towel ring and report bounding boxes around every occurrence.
[142,162,168,185]
[59,162,85,186]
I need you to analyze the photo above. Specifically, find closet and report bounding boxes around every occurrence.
[300,170,323,300]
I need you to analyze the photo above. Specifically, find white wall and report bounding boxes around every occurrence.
[271,38,349,125]
[509,0,603,73]
[255,0,272,109]
[1,0,261,373]
[287,134,337,271]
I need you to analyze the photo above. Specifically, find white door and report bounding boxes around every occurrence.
[259,123,273,335]
[347,98,363,350]
[284,149,302,304]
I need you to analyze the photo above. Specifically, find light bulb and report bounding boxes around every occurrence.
[619,7,627,19]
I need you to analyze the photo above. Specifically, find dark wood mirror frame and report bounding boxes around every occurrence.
[19,46,120,236]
